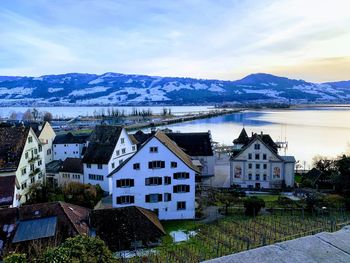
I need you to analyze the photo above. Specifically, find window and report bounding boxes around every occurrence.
[89,174,103,181]
[122,148,126,154]
[173,172,190,180]
[34,148,38,154]
[121,138,125,144]
[25,152,28,159]
[73,174,80,179]
[173,185,190,193]
[97,164,103,169]
[263,164,267,169]
[21,182,27,190]
[30,177,35,184]
[116,195,134,204]
[116,179,134,187]
[256,164,260,169]
[150,147,158,153]
[38,160,42,166]
[119,159,123,165]
[30,164,35,171]
[62,173,70,179]
[248,163,252,169]
[47,149,51,155]
[145,177,162,186]
[112,163,115,169]
[145,194,162,203]
[164,193,172,202]
[256,174,260,181]
[177,201,186,210]
[171,162,177,168]
[132,146,136,151]
[248,153,252,159]
[28,136,33,143]
[164,176,171,185]
[87,163,91,168]
[38,145,42,152]
[133,163,140,170]
[263,154,267,160]
[255,154,260,160]
[248,173,252,180]
[116,150,120,156]
[64,152,67,154]
[21,168,26,176]
[148,160,165,169]
[263,174,267,181]
[254,144,260,150]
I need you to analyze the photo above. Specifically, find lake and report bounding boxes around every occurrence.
[153,106,350,168]
[1,105,349,168]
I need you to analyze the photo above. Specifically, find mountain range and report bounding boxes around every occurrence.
[0,72,349,106]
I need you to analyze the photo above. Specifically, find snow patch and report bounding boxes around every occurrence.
[48,87,64,93]
[0,87,34,96]
[69,86,110,96]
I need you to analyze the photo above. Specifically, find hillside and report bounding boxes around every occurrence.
[0,72,349,106]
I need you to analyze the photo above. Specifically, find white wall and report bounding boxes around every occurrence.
[111,137,196,220]
[39,122,56,164]
[231,138,295,189]
[58,172,84,186]
[53,143,85,161]
[83,128,137,193]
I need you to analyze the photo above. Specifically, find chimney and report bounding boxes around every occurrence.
[261,131,263,136]
[151,127,156,135]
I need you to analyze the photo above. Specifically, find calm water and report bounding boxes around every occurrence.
[157,107,350,168]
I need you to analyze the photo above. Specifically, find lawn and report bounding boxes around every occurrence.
[246,194,280,202]
[161,220,203,234]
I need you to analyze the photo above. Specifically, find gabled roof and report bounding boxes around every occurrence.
[0,176,16,207]
[0,126,31,172]
[53,132,89,144]
[233,128,249,144]
[60,158,83,174]
[108,130,201,177]
[83,125,123,164]
[165,132,214,156]
[91,206,165,251]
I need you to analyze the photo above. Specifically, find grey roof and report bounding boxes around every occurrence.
[60,158,83,174]
[53,132,89,144]
[203,226,350,263]
[46,160,63,174]
[12,216,57,243]
[281,156,296,163]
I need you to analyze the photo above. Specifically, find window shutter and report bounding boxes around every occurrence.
[173,186,177,193]
[168,193,172,201]
[145,178,149,185]
[174,173,178,179]
[148,162,152,169]
[186,173,189,179]
[159,177,162,185]
[186,185,190,192]
[116,197,121,204]
[130,196,135,203]
[161,161,165,168]
[117,180,121,187]
[158,194,162,202]
[145,195,150,203]
[131,179,134,187]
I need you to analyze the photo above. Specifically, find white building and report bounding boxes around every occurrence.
[82,125,137,193]
[58,158,84,186]
[53,132,89,161]
[230,128,295,189]
[34,122,56,164]
[0,125,46,204]
[108,130,201,220]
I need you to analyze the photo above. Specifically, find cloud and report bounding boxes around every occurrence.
[0,0,349,82]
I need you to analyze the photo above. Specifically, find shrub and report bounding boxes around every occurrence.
[243,197,265,216]
[4,253,27,263]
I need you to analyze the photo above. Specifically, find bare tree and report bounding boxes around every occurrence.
[9,111,17,120]
[43,111,53,122]
[22,109,34,121]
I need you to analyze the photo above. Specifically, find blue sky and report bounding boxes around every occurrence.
[0,0,349,82]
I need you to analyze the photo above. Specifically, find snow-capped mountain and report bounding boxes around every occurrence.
[0,72,349,106]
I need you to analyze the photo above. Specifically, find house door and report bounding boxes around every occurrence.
[255,183,261,189]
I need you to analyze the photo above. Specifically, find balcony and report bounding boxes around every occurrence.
[29,168,41,177]
[28,155,41,163]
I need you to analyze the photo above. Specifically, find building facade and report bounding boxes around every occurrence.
[36,122,56,164]
[58,158,84,186]
[109,131,200,220]
[0,126,46,204]
[53,133,88,161]
[83,125,136,193]
[230,129,295,189]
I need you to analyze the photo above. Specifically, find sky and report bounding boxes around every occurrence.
[0,0,349,82]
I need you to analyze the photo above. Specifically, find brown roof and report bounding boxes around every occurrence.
[128,134,139,145]
[0,176,16,207]
[0,126,30,172]
[91,206,165,251]
[83,125,123,164]
[60,158,83,174]
[154,131,200,173]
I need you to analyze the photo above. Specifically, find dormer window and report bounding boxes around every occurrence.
[254,144,260,150]
[121,138,125,144]
[28,136,33,143]
[150,147,158,153]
